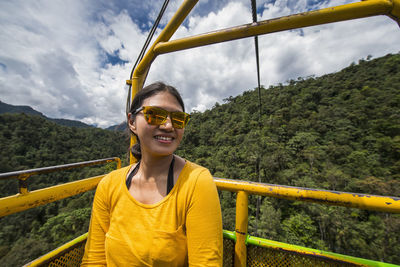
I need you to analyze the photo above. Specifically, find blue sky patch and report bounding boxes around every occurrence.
[105,52,128,66]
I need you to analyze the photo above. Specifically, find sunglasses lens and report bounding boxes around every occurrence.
[142,106,190,129]
[171,112,189,129]
[144,107,168,125]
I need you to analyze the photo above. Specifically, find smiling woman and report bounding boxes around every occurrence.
[81,82,223,266]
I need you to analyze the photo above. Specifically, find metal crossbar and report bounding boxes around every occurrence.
[3,0,400,266]
[20,177,400,267]
[0,158,121,217]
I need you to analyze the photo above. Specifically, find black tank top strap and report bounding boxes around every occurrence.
[166,156,175,195]
[126,161,140,188]
[126,156,175,194]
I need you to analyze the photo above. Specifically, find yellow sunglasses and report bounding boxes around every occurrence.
[134,106,191,129]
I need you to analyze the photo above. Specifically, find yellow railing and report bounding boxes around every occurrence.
[123,0,400,262]
[2,0,400,266]
[0,157,121,218]
[11,173,399,266]
[214,178,400,266]
[0,159,398,266]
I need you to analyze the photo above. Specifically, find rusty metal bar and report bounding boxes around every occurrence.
[0,175,105,218]
[214,178,400,213]
[234,191,249,267]
[153,0,394,55]
[0,157,121,181]
[0,157,121,194]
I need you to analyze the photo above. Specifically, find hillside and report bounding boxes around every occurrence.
[0,101,93,128]
[179,53,400,194]
[0,53,399,265]
[0,113,129,265]
[177,53,400,263]
[0,101,44,116]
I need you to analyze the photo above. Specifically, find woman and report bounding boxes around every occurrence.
[82,82,223,266]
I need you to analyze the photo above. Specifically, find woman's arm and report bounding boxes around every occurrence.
[186,169,223,266]
[81,179,110,266]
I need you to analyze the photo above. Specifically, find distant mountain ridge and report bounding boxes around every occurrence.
[0,100,93,128]
[106,121,127,131]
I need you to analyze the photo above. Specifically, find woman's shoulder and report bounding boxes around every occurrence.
[183,160,210,175]
[180,160,214,187]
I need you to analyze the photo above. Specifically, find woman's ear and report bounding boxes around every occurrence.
[127,113,137,134]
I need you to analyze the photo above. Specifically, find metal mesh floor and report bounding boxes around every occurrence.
[33,237,361,266]
[247,245,359,267]
[46,241,85,267]
[223,238,235,267]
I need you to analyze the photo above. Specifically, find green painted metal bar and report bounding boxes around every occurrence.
[246,235,400,267]
[223,230,400,266]
[223,229,237,242]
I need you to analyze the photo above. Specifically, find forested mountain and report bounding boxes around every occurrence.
[106,121,127,131]
[0,114,129,265]
[0,101,93,128]
[0,101,44,117]
[0,53,399,265]
[177,53,400,264]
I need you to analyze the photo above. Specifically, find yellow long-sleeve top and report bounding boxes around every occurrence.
[81,160,223,266]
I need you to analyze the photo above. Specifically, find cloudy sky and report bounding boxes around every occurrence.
[0,0,399,128]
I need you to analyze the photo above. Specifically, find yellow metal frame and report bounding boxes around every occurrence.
[24,233,88,267]
[154,0,399,55]
[215,178,400,213]
[228,230,400,267]
[20,177,400,267]
[3,0,400,266]
[235,191,249,267]
[0,175,105,217]
[222,179,400,267]
[0,157,121,218]
[124,2,400,261]
[127,0,400,166]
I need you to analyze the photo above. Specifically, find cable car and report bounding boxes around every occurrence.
[1,0,400,266]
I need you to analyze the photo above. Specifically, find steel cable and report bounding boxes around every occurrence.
[126,0,170,114]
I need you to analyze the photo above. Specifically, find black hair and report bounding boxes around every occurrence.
[127,82,185,161]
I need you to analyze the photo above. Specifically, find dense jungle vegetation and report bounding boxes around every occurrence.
[1,53,399,265]
[0,115,129,265]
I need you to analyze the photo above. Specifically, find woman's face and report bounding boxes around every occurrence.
[129,91,185,158]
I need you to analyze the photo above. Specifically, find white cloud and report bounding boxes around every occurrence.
[148,0,400,114]
[0,1,100,119]
[0,0,399,128]
[0,0,142,128]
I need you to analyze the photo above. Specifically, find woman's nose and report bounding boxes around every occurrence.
[160,116,174,130]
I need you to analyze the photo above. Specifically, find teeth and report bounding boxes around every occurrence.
[155,136,172,141]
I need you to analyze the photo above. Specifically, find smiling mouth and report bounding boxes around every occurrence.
[154,136,173,141]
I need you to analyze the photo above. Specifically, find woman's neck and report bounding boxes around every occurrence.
[138,154,174,182]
